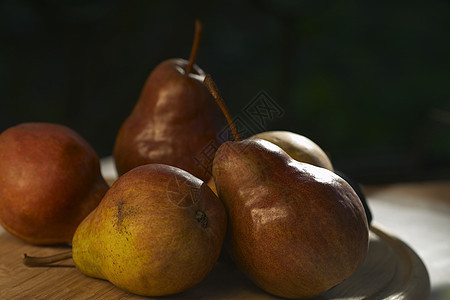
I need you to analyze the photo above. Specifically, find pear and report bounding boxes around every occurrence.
[72,164,227,297]
[212,139,369,299]
[0,122,108,245]
[250,130,334,171]
[113,20,227,181]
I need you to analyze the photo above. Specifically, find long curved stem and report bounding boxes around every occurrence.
[185,19,203,74]
[203,74,241,142]
[23,250,73,266]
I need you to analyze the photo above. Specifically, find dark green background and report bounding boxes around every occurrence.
[1,0,449,184]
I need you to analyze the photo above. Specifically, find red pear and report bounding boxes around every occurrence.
[0,122,109,245]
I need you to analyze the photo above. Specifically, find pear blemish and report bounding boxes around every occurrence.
[114,201,136,233]
[117,201,125,222]
[195,210,208,228]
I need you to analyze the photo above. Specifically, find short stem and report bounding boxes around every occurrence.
[185,19,203,74]
[203,74,241,142]
[23,250,73,267]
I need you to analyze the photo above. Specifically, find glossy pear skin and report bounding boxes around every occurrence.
[113,58,227,182]
[0,123,108,245]
[213,140,369,299]
[250,131,334,171]
[72,164,227,297]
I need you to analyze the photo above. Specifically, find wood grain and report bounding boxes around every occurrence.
[0,222,429,299]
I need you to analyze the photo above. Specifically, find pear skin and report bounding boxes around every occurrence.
[72,164,227,297]
[213,139,368,299]
[250,131,334,171]
[0,122,109,245]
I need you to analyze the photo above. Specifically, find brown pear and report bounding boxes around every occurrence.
[113,20,227,181]
[213,139,369,298]
[0,122,109,245]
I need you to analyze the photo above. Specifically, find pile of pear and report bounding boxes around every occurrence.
[0,20,369,299]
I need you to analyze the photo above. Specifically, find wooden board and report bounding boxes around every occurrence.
[0,222,429,299]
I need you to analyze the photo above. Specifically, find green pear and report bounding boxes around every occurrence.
[0,122,108,245]
[213,139,369,299]
[250,130,334,171]
[72,164,227,297]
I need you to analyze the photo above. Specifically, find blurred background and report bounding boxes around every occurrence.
[1,0,449,184]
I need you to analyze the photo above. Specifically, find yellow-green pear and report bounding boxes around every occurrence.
[250,131,334,171]
[72,164,227,297]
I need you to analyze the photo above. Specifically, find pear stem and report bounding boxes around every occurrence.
[185,19,203,74]
[23,250,73,267]
[203,74,241,142]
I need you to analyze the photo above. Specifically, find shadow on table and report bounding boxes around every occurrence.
[430,284,450,300]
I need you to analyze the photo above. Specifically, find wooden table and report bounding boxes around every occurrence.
[0,158,447,299]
